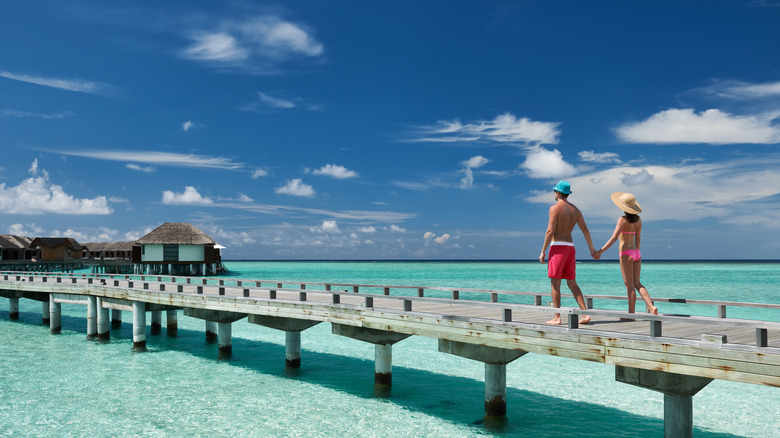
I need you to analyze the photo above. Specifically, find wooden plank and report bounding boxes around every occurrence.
[605,346,780,377]
[606,356,780,387]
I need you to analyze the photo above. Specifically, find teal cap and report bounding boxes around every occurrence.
[554,180,572,195]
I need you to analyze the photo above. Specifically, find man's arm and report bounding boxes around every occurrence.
[576,213,597,254]
[540,206,556,263]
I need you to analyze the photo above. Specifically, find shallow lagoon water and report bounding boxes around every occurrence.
[1,261,778,437]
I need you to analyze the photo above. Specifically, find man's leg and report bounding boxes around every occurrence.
[545,278,562,325]
[566,279,591,324]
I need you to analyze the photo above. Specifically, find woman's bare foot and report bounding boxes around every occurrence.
[578,315,591,324]
[648,306,658,315]
[545,317,562,325]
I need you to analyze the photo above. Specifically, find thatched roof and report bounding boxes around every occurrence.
[136,223,217,245]
[84,241,135,252]
[0,234,32,249]
[29,237,84,250]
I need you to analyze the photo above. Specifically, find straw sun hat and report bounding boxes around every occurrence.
[611,192,642,214]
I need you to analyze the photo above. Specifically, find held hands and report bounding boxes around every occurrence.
[591,249,602,261]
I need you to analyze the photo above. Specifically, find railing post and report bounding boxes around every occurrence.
[651,321,663,338]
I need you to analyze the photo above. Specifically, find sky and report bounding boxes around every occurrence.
[1,0,780,260]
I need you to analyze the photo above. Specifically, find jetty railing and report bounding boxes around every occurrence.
[4,270,778,321]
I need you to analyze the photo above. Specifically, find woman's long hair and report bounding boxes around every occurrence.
[624,213,639,223]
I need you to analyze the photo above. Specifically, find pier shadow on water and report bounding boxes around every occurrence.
[0,306,748,438]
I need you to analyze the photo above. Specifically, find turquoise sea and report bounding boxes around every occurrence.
[1,261,778,437]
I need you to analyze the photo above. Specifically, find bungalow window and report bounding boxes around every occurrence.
[163,244,179,261]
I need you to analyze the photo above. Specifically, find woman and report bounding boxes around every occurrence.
[595,192,658,317]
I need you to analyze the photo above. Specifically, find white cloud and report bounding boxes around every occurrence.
[8,223,43,236]
[200,224,256,247]
[182,120,203,132]
[694,80,780,100]
[161,186,214,205]
[459,167,474,189]
[181,33,248,62]
[0,162,112,215]
[0,109,74,119]
[388,225,406,233]
[0,71,116,97]
[29,159,39,175]
[251,168,269,178]
[238,193,254,202]
[179,16,324,72]
[359,226,376,233]
[423,231,450,245]
[435,233,451,244]
[50,149,243,170]
[126,163,156,173]
[258,92,296,109]
[412,112,560,145]
[275,178,315,197]
[310,164,359,179]
[620,168,654,186]
[578,150,621,164]
[615,108,780,144]
[463,155,489,168]
[310,220,340,234]
[520,147,578,179]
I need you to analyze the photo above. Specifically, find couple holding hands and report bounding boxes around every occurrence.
[539,180,658,326]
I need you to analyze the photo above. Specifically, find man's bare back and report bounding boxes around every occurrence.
[548,200,581,243]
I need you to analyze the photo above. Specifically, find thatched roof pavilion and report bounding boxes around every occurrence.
[136,223,217,245]
[133,223,223,276]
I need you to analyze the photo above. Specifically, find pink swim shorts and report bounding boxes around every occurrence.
[548,244,576,280]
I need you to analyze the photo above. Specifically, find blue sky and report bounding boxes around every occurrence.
[1,1,780,260]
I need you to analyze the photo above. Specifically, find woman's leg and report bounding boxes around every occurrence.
[633,261,658,315]
[620,255,636,313]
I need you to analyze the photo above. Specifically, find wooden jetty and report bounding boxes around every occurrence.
[1,271,778,437]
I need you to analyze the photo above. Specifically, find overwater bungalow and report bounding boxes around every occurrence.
[28,237,86,261]
[84,241,134,260]
[132,223,224,276]
[0,234,34,261]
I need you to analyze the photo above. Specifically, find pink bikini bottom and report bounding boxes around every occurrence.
[620,249,641,261]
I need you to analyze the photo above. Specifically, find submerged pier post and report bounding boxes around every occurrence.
[375,344,393,386]
[485,363,508,417]
[132,301,146,351]
[247,315,321,369]
[41,301,50,325]
[331,324,411,387]
[150,310,162,335]
[49,295,61,334]
[616,366,713,438]
[285,331,302,368]
[218,322,232,357]
[166,310,178,336]
[438,339,527,418]
[205,321,218,343]
[86,296,97,340]
[97,298,110,341]
[8,297,19,320]
[111,309,122,328]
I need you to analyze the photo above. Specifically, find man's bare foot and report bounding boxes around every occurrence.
[648,306,658,315]
[545,318,562,325]
[578,315,591,325]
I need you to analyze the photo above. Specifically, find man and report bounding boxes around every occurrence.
[539,180,597,325]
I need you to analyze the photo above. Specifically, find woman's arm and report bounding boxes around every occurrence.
[597,218,623,255]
